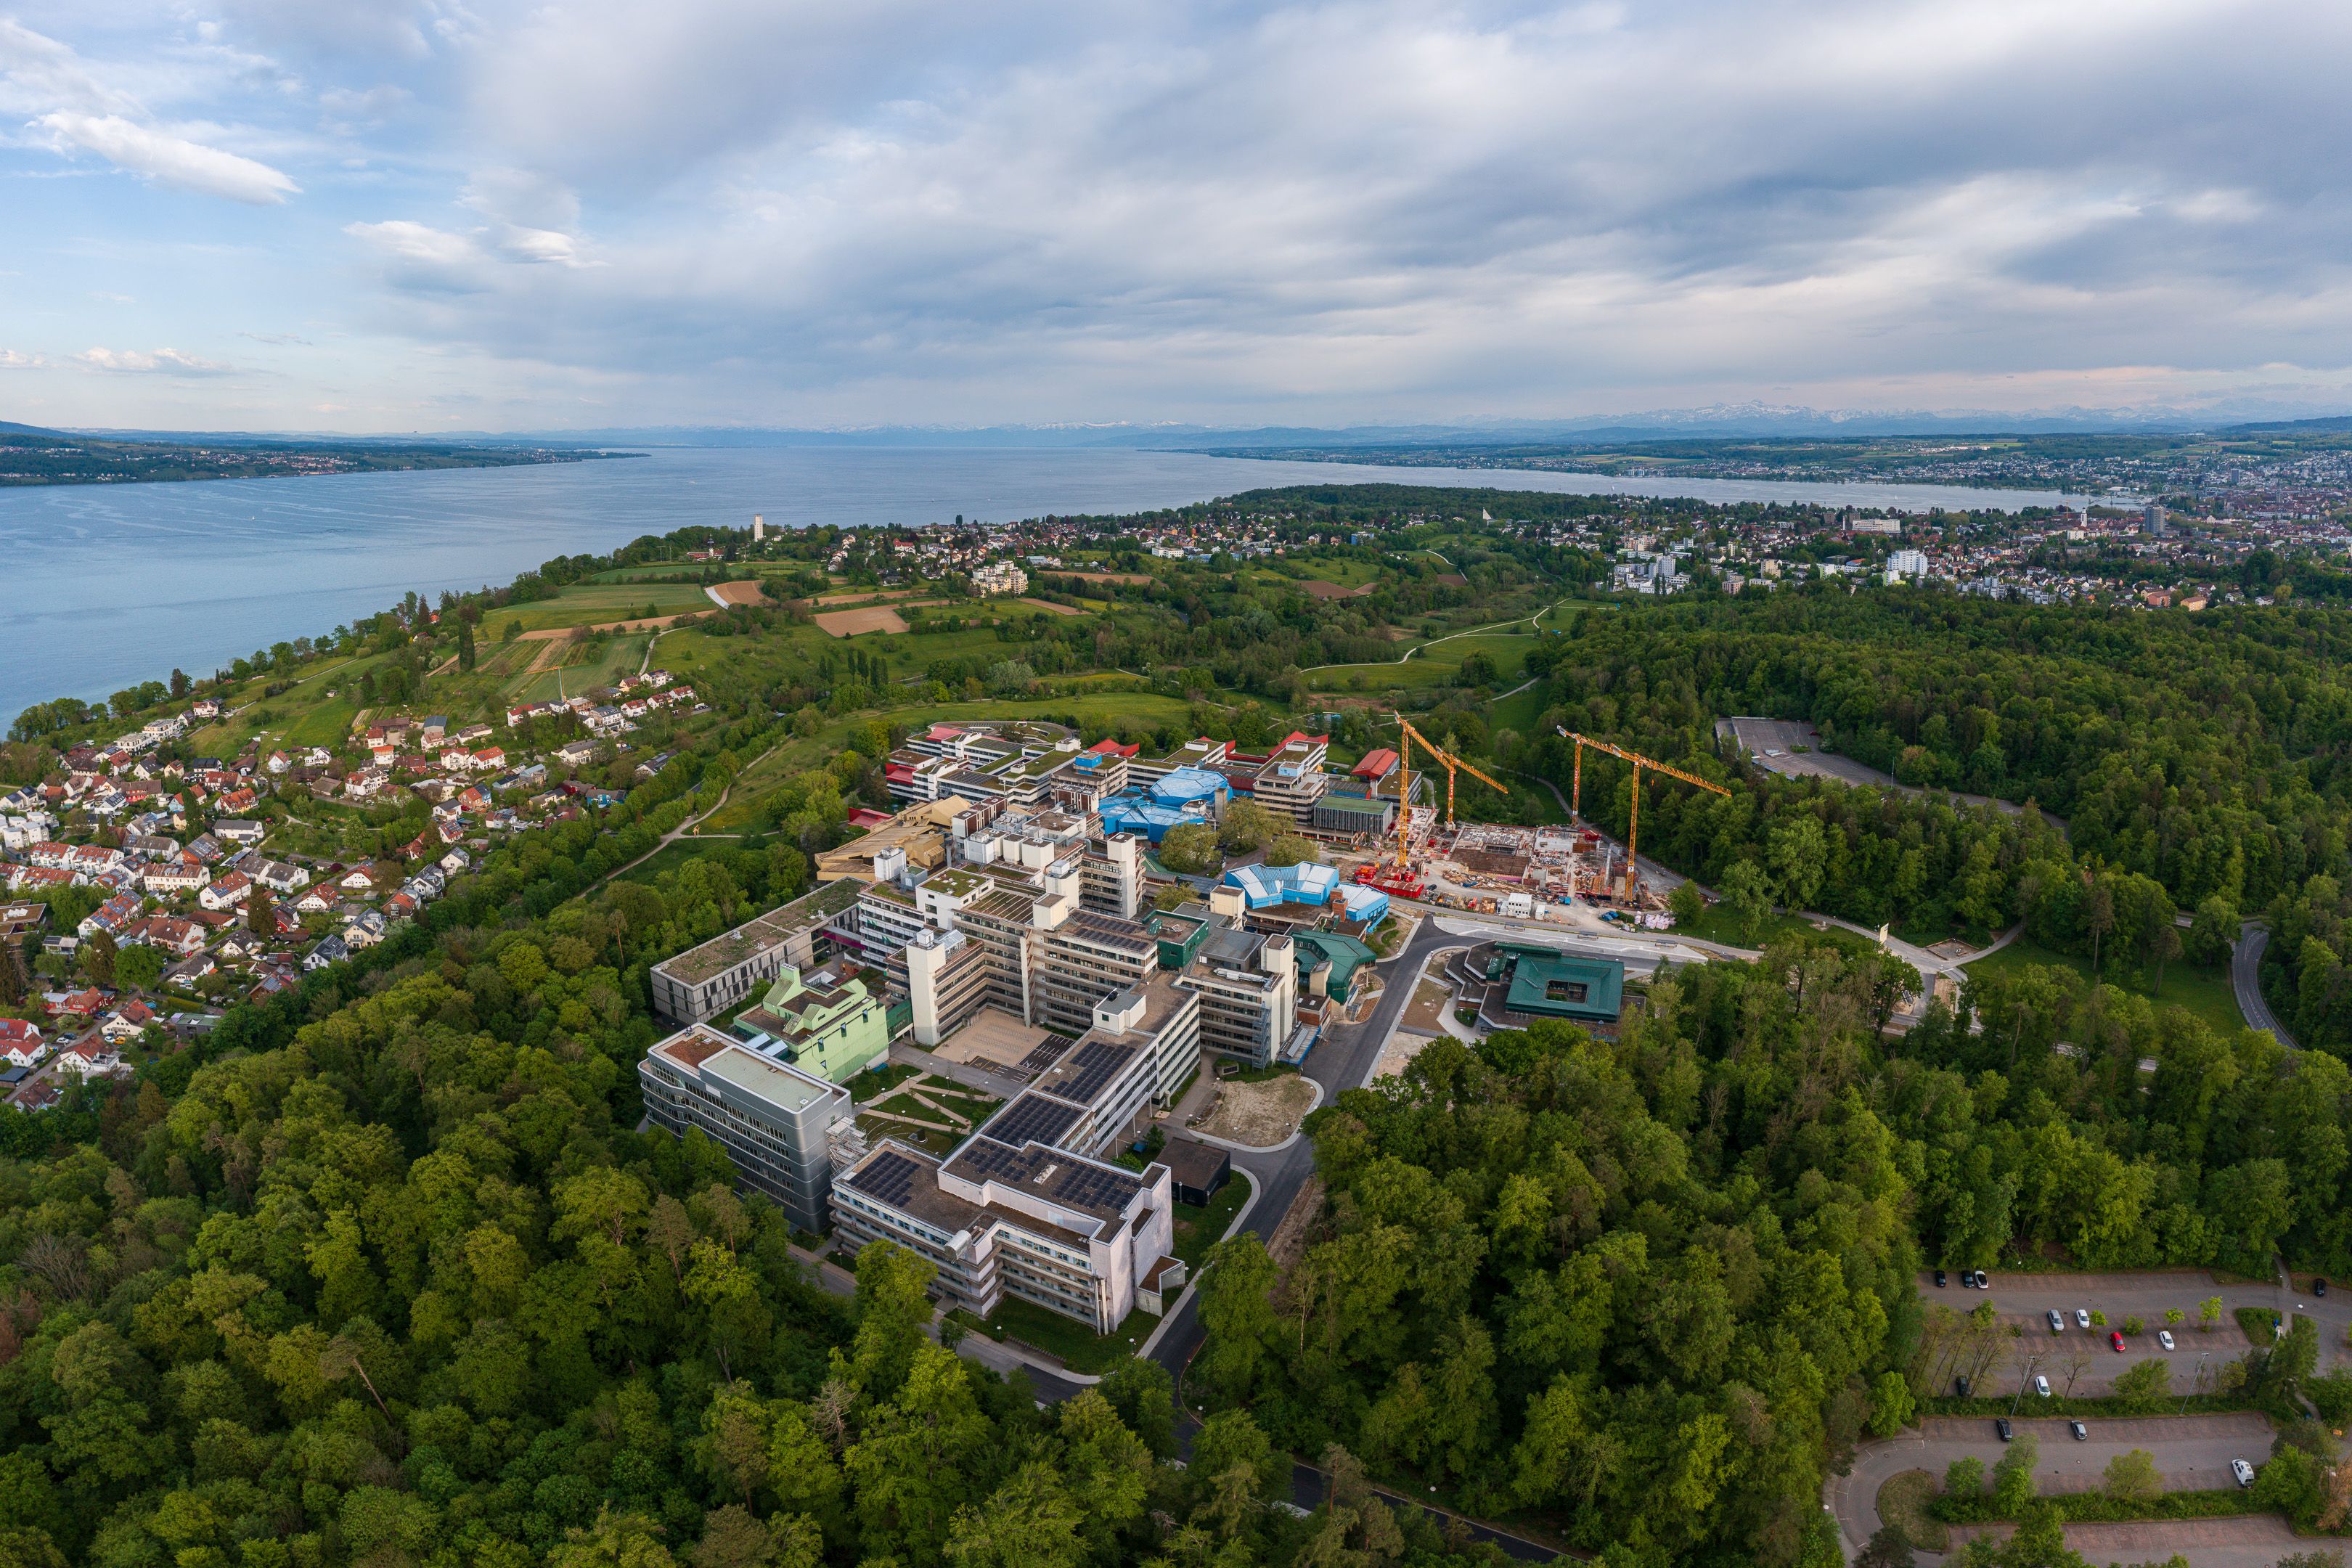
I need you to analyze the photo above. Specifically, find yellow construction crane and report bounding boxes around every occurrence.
[1556,727,1733,897]
[1399,716,1507,829]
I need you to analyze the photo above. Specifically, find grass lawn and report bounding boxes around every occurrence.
[955,1294,1156,1374]
[857,1113,962,1159]
[611,837,744,887]
[1172,1177,1252,1270]
[1487,682,1551,738]
[1675,905,1879,954]
[507,633,650,705]
[281,695,358,749]
[480,583,711,635]
[1961,937,2245,1036]
[849,1062,923,1102]
[1876,1471,1948,1552]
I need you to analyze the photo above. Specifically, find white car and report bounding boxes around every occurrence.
[2232,1459,2255,1488]
[2158,1329,2176,1350]
[2046,1309,2066,1333]
[2074,1307,2091,1328]
[2035,1375,2052,1397]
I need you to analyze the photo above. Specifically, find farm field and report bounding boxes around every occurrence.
[813,605,910,637]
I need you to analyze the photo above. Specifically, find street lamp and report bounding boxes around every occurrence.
[2009,1353,2042,1417]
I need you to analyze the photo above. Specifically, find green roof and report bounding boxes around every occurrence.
[1500,948,1624,1023]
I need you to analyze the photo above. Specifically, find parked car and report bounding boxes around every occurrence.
[2034,1375,2052,1397]
[2233,1459,2256,1488]
[2158,1329,2176,1350]
[1974,1270,1990,1289]
[1935,1268,1948,1288]
[1996,1418,2014,1442]
[2047,1309,2066,1333]
[2317,1278,2329,1298]
[2074,1307,2091,1328]
[1955,1375,1971,1398]
[2110,1331,2127,1353]
[2069,1420,2088,1441]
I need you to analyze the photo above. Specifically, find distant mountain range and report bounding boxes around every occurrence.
[24,400,2352,449]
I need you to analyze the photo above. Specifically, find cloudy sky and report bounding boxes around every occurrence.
[3,0,2350,433]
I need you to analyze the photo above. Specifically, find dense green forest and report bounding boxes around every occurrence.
[1498,590,2352,1040]
[1195,940,2351,1567]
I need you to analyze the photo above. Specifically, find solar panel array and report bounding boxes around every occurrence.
[850,1149,920,1206]
[1048,1161,1141,1214]
[982,1092,1082,1149]
[1019,1037,1075,1077]
[1047,1038,1134,1103]
[953,1137,1032,1182]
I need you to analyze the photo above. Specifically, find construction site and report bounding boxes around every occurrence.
[1336,722,1730,926]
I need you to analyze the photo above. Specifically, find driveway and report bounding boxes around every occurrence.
[1830,1412,2274,1564]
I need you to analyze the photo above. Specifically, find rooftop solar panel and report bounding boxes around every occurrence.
[852,1150,920,1206]
[983,1093,1082,1148]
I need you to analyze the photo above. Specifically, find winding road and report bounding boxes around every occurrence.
[2232,923,2297,1049]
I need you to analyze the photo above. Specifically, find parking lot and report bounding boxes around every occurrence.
[1921,1268,2348,1395]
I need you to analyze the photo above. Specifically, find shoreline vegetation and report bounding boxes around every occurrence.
[0,421,624,486]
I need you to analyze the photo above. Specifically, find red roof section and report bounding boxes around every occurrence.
[1352,748,1400,778]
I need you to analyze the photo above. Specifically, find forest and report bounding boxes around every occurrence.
[1193,939,2352,1567]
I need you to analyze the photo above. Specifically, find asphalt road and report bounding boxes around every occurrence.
[1830,1413,2274,1566]
[2232,923,2298,1049]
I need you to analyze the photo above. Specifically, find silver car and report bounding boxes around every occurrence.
[2047,1309,2065,1333]
[2074,1307,2091,1328]
[2158,1329,2176,1350]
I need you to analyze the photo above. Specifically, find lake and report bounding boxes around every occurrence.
[0,445,2112,712]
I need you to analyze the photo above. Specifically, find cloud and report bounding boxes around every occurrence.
[39,112,301,203]
[74,346,234,374]
[0,350,49,369]
[239,330,314,346]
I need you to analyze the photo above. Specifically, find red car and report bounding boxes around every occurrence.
[2109,1331,2127,1353]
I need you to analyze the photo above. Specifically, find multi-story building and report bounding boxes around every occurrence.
[1175,922,1299,1068]
[1244,731,1331,824]
[732,958,894,1082]
[649,878,866,1023]
[829,975,1196,1331]
[638,1024,863,1232]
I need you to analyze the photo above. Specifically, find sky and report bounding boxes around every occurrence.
[4,0,2352,434]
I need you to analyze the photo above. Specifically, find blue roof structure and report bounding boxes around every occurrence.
[1221,862,1388,924]
[1098,766,1230,842]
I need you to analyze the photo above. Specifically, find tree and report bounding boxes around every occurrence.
[2086,877,2115,975]
[1262,833,1318,868]
[1159,823,1220,875]
[2104,1448,2160,1506]
[1867,1370,1915,1437]
[2200,1297,2223,1333]
[1945,1455,1986,1498]
[1667,882,1704,927]
[1856,1522,1914,1568]
[1217,799,1283,855]
[113,944,164,993]
[2186,894,2238,967]
[2112,1356,2171,1412]
[1992,1432,2040,1514]
[248,883,275,936]
[81,930,115,987]
[1765,814,1826,914]
[1719,858,1772,942]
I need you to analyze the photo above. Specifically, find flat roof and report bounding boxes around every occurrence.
[703,1045,837,1116]
[654,878,865,985]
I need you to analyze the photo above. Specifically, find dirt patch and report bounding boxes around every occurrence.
[1061,570,1152,585]
[1432,573,1469,587]
[1399,957,1458,1034]
[1299,579,1375,600]
[708,581,769,607]
[1198,1074,1318,1147]
[1374,1029,1442,1079]
[814,605,910,637]
[1017,597,1087,616]
[1266,1175,1325,1270]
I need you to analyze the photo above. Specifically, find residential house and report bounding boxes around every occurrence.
[200,871,252,910]
[214,819,266,846]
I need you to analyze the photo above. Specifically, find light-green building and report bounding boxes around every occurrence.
[732,959,894,1082]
